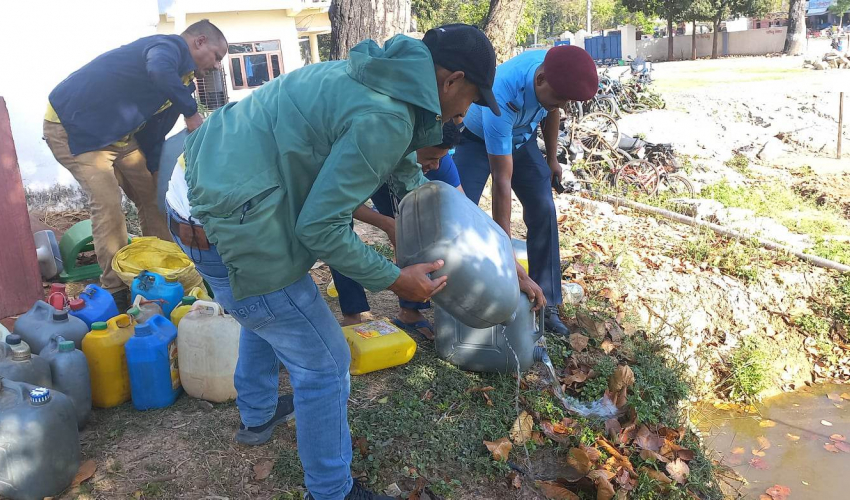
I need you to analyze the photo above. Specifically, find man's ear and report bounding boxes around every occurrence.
[195,34,207,48]
[443,70,466,92]
[535,71,546,87]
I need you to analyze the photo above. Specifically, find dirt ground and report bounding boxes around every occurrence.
[17,52,850,500]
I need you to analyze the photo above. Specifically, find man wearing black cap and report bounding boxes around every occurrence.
[167,24,497,500]
[453,45,599,336]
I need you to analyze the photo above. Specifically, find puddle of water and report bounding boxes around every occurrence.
[695,384,850,499]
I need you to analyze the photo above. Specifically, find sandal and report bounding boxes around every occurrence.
[391,317,435,341]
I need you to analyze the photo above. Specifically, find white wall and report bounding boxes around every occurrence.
[0,0,160,189]
[636,28,789,61]
[159,10,307,102]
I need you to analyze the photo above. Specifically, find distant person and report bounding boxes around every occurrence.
[330,122,464,339]
[452,45,599,337]
[43,20,228,310]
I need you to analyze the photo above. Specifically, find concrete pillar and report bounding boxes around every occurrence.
[309,33,320,64]
[619,25,638,60]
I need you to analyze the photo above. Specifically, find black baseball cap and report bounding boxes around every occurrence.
[422,24,501,117]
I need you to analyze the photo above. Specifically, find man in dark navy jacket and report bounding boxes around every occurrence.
[43,20,227,309]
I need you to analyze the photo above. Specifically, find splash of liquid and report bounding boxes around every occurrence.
[540,349,619,420]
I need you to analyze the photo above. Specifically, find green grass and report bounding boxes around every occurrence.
[626,338,690,426]
[699,180,850,264]
[728,337,771,401]
[679,231,766,282]
[725,153,750,175]
[580,356,616,402]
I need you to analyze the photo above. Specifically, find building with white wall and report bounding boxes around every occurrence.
[0,0,330,189]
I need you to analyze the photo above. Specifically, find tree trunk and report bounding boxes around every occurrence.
[329,0,412,60]
[667,17,674,61]
[483,0,527,63]
[784,0,806,55]
[692,20,697,60]
[712,20,720,59]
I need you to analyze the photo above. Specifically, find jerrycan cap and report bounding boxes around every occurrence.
[165,276,178,283]
[127,307,141,317]
[5,334,21,345]
[91,322,108,331]
[49,283,66,293]
[58,340,76,352]
[181,296,196,305]
[53,310,69,321]
[69,298,85,311]
[134,322,153,337]
[30,387,51,405]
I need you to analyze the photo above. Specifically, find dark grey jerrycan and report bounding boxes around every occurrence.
[0,336,51,388]
[396,181,520,328]
[14,301,89,353]
[0,379,81,500]
[434,294,545,374]
[40,336,92,429]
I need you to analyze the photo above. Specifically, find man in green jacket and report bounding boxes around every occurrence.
[166,25,498,500]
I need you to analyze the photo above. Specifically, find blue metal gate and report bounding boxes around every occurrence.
[584,31,622,64]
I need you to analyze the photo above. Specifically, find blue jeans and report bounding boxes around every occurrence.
[166,204,353,500]
[330,184,428,315]
[453,137,564,306]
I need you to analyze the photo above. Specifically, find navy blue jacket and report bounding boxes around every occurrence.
[49,34,198,164]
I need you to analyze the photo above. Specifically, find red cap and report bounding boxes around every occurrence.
[69,298,85,311]
[542,46,599,102]
[50,283,66,293]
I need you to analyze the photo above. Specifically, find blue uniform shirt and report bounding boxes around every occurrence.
[462,50,548,156]
[425,154,461,187]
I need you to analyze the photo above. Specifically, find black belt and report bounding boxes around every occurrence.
[461,128,485,144]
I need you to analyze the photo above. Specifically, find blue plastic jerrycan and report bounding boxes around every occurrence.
[69,284,119,329]
[125,315,182,410]
[131,271,184,317]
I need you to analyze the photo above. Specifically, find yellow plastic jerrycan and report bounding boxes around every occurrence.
[341,319,416,375]
[170,296,198,327]
[326,280,338,298]
[511,238,529,274]
[82,315,134,408]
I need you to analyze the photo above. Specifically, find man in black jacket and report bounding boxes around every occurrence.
[43,20,227,309]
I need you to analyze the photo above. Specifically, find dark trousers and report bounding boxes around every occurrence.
[452,136,563,306]
[331,184,429,316]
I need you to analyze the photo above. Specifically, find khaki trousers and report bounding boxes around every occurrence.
[43,120,172,292]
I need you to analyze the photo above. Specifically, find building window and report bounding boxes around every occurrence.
[195,68,229,112]
[228,40,283,90]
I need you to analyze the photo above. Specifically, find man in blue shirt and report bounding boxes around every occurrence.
[331,122,463,339]
[453,46,598,336]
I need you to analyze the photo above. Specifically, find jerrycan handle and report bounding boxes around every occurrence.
[535,306,545,335]
[192,300,223,316]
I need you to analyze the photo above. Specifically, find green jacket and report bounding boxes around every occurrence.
[184,35,442,300]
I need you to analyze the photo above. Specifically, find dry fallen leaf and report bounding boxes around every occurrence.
[600,339,616,354]
[756,436,772,450]
[785,434,800,442]
[640,449,670,463]
[604,419,622,442]
[562,447,592,481]
[71,459,97,487]
[750,458,770,470]
[253,460,273,481]
[765,485,791,500]
[508,471,522,489]
[827,393,842,402]
[834,441,850,453]
[752,449,766,457]
[830,434,846,442]
[535,480,579,500]
[552,421,570,434]
[355,437,369,458]
[634,425,664,452]
[541,421,572,444]
[841,393,850,401]
[409,476,427,500]
[731,447,745,455]
[569,333,589,352]
[577,310,606,339]
[510,411,534,444]
[666,458,690,485]
[484,438,512,461]
[639,466,672,485]
[824,443,841,453]
[593,472,616,500]
[608,365,635,393]
[676,449,695,462]
[582,445,601,462]
[821,420,833,426]
[758,420,777,428]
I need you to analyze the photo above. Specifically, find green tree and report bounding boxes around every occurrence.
[829,0,850,15]
[622,0,694,60]
[684,0,712,59]
[705,0,770,59]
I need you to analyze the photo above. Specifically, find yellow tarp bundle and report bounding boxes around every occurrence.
[111,237,204,291]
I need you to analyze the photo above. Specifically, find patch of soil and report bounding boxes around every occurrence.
[794,172,850,219]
